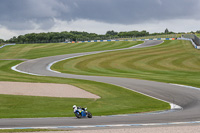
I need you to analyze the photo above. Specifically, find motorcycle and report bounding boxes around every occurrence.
[74,107,92,118]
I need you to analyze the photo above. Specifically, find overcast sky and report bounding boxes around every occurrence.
[0,0,200,40]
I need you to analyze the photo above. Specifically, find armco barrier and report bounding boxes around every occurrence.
[136,38,175,41]
[178,38,200,49]
[182,34,200,46]
[65,38,176,44]
[0,43,16,49]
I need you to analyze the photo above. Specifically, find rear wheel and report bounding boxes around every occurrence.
[87,112,92,118]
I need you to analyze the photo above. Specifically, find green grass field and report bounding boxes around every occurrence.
[52,40,200,88]
[0,41,141,59]
[195,33,200,38]
[0,41,169,118]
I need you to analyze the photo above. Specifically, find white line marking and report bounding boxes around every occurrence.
[170,83,200,91]
[1,121,200,130]
[11,63,41,76]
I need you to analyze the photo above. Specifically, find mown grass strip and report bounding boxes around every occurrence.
[0,41,141,59]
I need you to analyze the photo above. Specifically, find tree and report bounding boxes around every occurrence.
[5,29,178,44]
[196,30,200,33]
[106,30,118,36]
[164,28,169,34]
[18,35,26,44]
[0,39,4,44]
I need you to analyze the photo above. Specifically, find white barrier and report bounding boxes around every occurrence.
[177,38,200,49]
[0,43,16,49]
[64,38,176,44]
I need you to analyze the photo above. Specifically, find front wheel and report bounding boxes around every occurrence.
[75,112,81,118]
[87,112,92,118]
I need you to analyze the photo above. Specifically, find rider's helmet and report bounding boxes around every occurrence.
[73,105,77,109]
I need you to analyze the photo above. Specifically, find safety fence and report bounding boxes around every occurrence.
[182,34,200,46]
[0,43,16,49]
[178,34,200,49]
[178,38,200,49]
[66,38,176,44]
[1,36,199,50]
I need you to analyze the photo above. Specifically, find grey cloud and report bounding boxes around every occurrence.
[0,0,200,30]
[69,0,200,23]
[0,0,69,30]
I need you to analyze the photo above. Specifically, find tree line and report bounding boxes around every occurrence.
[0,29,177,44]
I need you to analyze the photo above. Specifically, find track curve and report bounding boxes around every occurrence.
[1,41,200,129]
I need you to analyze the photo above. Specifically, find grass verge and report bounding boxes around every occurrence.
[0,41,141,59]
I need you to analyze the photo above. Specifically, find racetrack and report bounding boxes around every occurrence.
[1,40,200,129]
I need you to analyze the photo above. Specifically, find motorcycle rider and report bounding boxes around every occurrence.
[73,105,87,112]
[73,105,78,112]
[73,105,92,118]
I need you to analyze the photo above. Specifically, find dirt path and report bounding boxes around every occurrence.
[0,81,100,98]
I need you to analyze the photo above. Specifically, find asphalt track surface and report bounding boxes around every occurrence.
[1,41,200,129]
